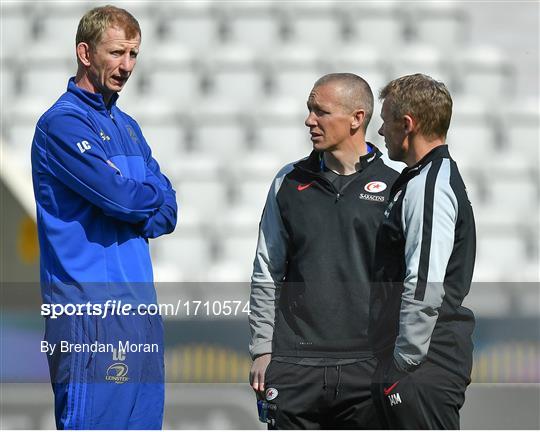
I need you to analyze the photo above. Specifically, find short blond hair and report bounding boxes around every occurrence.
[76,5,141,49]
[379,74,452,139]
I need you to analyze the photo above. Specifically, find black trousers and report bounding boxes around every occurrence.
[263,358,381,429]
[371,358,469,430]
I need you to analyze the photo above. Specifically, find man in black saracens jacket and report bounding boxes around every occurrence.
[249,73,399,429]
[370,73,476,429]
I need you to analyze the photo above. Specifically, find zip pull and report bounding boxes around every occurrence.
[336,193,341,202]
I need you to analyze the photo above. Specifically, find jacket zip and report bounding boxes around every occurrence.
[296,164,370,202]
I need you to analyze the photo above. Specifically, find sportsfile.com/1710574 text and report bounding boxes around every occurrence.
[40,300,251,319]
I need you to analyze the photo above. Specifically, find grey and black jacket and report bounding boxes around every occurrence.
[369,145,476,381]
[249,147,399,359]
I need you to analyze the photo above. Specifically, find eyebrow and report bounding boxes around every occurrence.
[109,45,139,53]
[307,100,328,111]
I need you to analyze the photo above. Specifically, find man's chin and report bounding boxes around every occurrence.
[388,152,399,161]
[108,81,127,92]
[312,141,327,152]
[388,150,405,163]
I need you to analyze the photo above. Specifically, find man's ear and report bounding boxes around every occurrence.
[76,42,91,67]
[403,114,416,134]
[351,109,366,131]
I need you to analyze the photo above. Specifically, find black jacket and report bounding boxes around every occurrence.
[249,147,399,358]
[369,145,476,381]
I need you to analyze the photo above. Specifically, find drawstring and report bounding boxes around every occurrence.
[335,365,342,398]
[322,365,342,397]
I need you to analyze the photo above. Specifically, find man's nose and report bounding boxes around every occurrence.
[120,55,134,72]
[305,112,316,127]
[378,125,384,136]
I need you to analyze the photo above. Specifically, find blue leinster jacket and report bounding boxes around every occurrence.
[31,78,177,305]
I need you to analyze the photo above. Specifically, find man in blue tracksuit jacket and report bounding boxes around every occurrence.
[31,6,176,429]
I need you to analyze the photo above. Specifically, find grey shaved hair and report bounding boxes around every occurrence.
[313,73,374,131]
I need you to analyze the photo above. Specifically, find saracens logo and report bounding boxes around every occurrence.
[359,193,385,202]
[364,181,387,193]
[265,387,279,401]
[105,362,129,384]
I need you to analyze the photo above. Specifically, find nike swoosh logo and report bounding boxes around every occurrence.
[297,182,315,191]
[383,381,400,396]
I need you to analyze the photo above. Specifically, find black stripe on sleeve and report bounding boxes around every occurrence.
[415,159,443,301]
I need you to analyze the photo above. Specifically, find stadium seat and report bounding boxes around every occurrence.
[482,172,539,215]
[187,98,249,159]
[175,179,229,224]
[407,1,469,48]
[189,119,248,161]
[263,44,322,103]
[322,43,389,102]
[475,232,535,281]
[474,201,535,234]
[138,121,187,173]
[142,44,200,107]
[342,2,404,48]
[253,122,310,162]
[153,227,214,280]
[0,63,20,108]
[205,261,251,282]
[227,150,283,182]
[217,1,282,49]
[5,119,38,153]
[117,90,177,124]
[216,232,259,278]
[457,169,486,208]
[234,180,274,213]
[0,3,35,58]
[389,43,452,91]
[500,99,540,156]
[216,205,263,235]
[164,151,221,184]
[5,95,55,152]
[31,8,85,57]
[157,2,221,51]
[282,2,345,50]
[18,65,73,105]
[454,45,515,101]
[250,96,311,161]
[200,45,264,107]
[446,97,495,168]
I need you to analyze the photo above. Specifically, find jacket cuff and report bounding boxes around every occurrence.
[250,341,272,360]
[393,351,421,373]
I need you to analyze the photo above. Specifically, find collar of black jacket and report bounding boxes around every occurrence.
[391,145,451,192]
[406,144,451,174]
[294,142,382,174]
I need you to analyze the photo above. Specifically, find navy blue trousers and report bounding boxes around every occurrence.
[45,313,164,429]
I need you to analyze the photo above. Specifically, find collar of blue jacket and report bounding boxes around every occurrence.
[67,77,120,113]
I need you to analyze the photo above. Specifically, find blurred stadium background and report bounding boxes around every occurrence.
[1,0,538,429]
